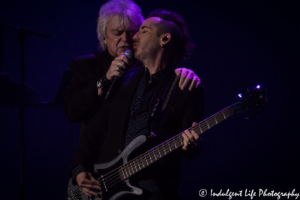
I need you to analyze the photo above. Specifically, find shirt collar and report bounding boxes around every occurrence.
[143,67,169,84]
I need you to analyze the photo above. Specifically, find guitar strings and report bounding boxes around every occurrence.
[71,104,238,198]
[110,116,234,189]
[101,105,235,183]
[101,109,235,190]
[97,106,236,188]
[99,107,236,189]
[97,106,236,189]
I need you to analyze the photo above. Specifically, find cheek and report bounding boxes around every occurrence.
[108,37,119,47]
[114,36,121,44]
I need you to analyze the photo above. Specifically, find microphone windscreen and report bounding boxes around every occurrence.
[124,50,133,60]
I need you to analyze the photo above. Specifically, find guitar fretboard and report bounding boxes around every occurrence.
[118,103,238,180]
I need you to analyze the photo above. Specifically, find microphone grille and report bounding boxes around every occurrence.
[124,50,132,59]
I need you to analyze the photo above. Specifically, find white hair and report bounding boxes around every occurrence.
[97,0,144,49]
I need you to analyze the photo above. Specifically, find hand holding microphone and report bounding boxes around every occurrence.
[106,50,133,81]
[105,50,133,99]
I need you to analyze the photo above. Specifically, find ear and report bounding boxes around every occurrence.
[160,33,171,46]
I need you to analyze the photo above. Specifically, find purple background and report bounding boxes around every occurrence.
[0,0,299,199]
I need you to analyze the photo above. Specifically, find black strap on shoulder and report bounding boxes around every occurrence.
[162,76,180,110]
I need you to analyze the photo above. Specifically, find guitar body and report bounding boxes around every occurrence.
[67,135,148,200]
[67,85,267,200]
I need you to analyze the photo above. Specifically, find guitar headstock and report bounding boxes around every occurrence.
[234,85,267,118]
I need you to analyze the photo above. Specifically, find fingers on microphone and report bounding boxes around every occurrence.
[116,55,130,66]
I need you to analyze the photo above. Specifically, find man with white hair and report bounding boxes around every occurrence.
[65,0,200,129]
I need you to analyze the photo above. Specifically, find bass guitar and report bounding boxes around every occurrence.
[67,85,267,200]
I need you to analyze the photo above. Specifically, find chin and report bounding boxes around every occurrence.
[134,52,140,60]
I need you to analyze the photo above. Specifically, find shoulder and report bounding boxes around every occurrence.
[173,82,205,107]
[69,51,108,74]
[70,52,104,68]
[186,84,204,104]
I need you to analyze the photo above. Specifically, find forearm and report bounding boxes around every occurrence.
[71,108,108,173]
[65,58,105,122]
[181,86,205,159]
[65,88,103,122]
[72,165,86,184]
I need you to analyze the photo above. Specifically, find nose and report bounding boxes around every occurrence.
[121,32,128,42]
[133,31,138,41]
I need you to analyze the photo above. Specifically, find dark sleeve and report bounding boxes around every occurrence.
[65,58,104,122]
[71,165,85,185]
[71,105,109,171]
[180,85,205,159]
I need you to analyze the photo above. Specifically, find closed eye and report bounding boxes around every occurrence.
[128,31,136,36]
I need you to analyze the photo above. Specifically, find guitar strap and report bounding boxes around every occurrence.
[162,75,180,111]
[149,76,180,134]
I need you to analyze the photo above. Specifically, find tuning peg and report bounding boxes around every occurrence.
[237,93,242,98]
[245,114,252,120]
[256,110,262,116]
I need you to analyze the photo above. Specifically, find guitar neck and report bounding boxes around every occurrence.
[119,103,238,180]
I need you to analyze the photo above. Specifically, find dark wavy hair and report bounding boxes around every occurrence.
[148,9,195,65]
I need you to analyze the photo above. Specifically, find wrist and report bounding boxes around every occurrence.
[72,165,85,185]
[97,75,112,90]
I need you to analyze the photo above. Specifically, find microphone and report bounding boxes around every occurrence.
[124,49,133,60]
[105,50,133,100]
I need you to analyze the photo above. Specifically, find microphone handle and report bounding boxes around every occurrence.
[105,76,119,100]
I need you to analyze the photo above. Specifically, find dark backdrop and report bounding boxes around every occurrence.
[0,0,299,199]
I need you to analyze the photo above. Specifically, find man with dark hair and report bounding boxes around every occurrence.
[65,0,201,131]
[70,9,204,200]
[147,9,195,66]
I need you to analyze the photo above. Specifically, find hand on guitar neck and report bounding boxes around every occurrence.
[182,122,202,151]
[76,172,101,197]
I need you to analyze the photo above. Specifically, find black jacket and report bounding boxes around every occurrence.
[72,66,204,198]
[65,50,114,131]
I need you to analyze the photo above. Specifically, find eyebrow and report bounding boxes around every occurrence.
[111,29,137,33]
[140,26,150,30]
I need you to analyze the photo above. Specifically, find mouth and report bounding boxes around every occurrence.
[133,43,138,49]
[119,46,130,50]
